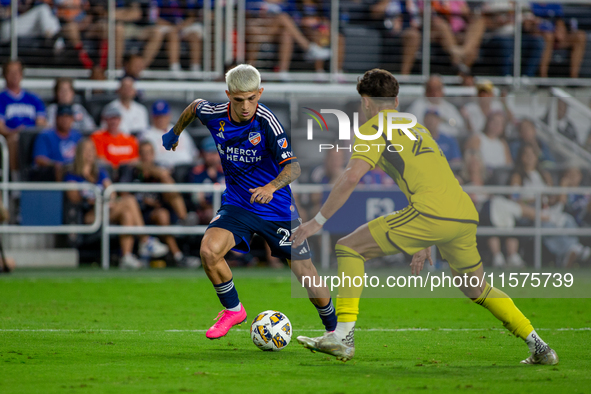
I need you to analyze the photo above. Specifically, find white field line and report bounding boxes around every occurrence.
[0,328,589,333]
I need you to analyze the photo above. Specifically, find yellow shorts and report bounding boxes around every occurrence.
[368,205,482,273]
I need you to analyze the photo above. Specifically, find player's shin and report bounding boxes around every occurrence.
[334,244,366,344]
[474,282,549,353]
[289,259,337,331]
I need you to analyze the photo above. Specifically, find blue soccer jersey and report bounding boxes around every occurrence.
[194,100,298,221]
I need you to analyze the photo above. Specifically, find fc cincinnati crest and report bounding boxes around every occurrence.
[249,132,261,146]
[277,138,288,149]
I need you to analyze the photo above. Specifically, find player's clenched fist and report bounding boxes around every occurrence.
[162,128,180,151]
[249,185,275,204]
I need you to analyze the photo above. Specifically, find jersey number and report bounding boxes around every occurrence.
[400,127,434,157]
[277,228,291,247]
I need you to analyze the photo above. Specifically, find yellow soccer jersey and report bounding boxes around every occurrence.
[351,109,478,222]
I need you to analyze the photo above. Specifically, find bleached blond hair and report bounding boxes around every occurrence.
[225,64,261,93]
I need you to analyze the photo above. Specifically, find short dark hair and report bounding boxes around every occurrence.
[356,69,399,98]
[2,59,23,78]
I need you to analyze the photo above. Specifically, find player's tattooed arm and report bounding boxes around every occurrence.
[270,162,301,191]
[249,162,301,204]
[172,100,200,136]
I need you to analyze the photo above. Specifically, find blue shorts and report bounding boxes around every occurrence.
[207,204,311,260]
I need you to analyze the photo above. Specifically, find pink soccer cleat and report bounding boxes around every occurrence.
[206,305,247,339]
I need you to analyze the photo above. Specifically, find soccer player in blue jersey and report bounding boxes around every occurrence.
[162,64,336,339]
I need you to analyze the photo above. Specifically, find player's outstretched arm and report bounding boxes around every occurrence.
[249,162,301,204]
[162,99,201,151]
[290,159,371,247]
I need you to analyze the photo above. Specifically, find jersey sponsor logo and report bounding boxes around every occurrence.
[249,132,261,146]
[281,151,292,160]
[277,138,288,149]
[216,131,224,139]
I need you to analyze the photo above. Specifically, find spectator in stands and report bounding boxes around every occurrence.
[510,144,590,267]
[65,138,168,269]
[423,109,462,168]
[55,0,95,69]
[246,0,331,78]
[543,99,579,143]
[461,80,514,135]
[46,78,96,133]
[0,0,60,44]
[119,140,201,268]
[104,77,149,134]
[370,0,421,75]
[300,0,346,81]
[188,136,224,224]
[533,2,586,78]
[32,104,82,181]
[481,2,544,77]
[123,53,145,80]
[559,166,591,228]
[91,105,139,168]
[465,111,512,170]
[430,1,486,70]
[141,0,203,74]
[509,118,554,166]
[141,100,198,168]
[407,75,466,137]
[0,60,46,174]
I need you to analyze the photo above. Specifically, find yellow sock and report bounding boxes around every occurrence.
[334,244,366,323]
[474,282,534,340]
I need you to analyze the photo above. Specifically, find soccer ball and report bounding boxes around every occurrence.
[250,310,292,351]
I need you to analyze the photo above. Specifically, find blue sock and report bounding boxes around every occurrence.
[316,299,337,331]
[213,278,240,310]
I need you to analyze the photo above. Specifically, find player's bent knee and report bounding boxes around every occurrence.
[199,242,225,267]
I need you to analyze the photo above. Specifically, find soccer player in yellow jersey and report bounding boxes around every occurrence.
[291,69,558,365]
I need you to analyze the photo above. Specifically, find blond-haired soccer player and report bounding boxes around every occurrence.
[162,64,336,339]
[292,69,558,365]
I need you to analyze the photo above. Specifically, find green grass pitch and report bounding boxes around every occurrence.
[1,269,590,394]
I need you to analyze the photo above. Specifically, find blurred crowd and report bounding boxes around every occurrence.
[1,1,590,79]
[1,56,591,270]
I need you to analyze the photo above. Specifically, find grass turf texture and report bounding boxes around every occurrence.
[1,269,590,394]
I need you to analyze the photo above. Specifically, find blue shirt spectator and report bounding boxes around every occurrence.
[33,105,82,167]
[0,88,46,130]
[33,129,82,165]
[423,109,462,166]
[435,133,462,163]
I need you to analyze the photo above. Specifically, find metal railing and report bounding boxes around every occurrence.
[6,0,591,85]
[101,183,224,269]
[97,183,591,271]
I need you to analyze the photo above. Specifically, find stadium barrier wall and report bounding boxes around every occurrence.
[0,182,102,234]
